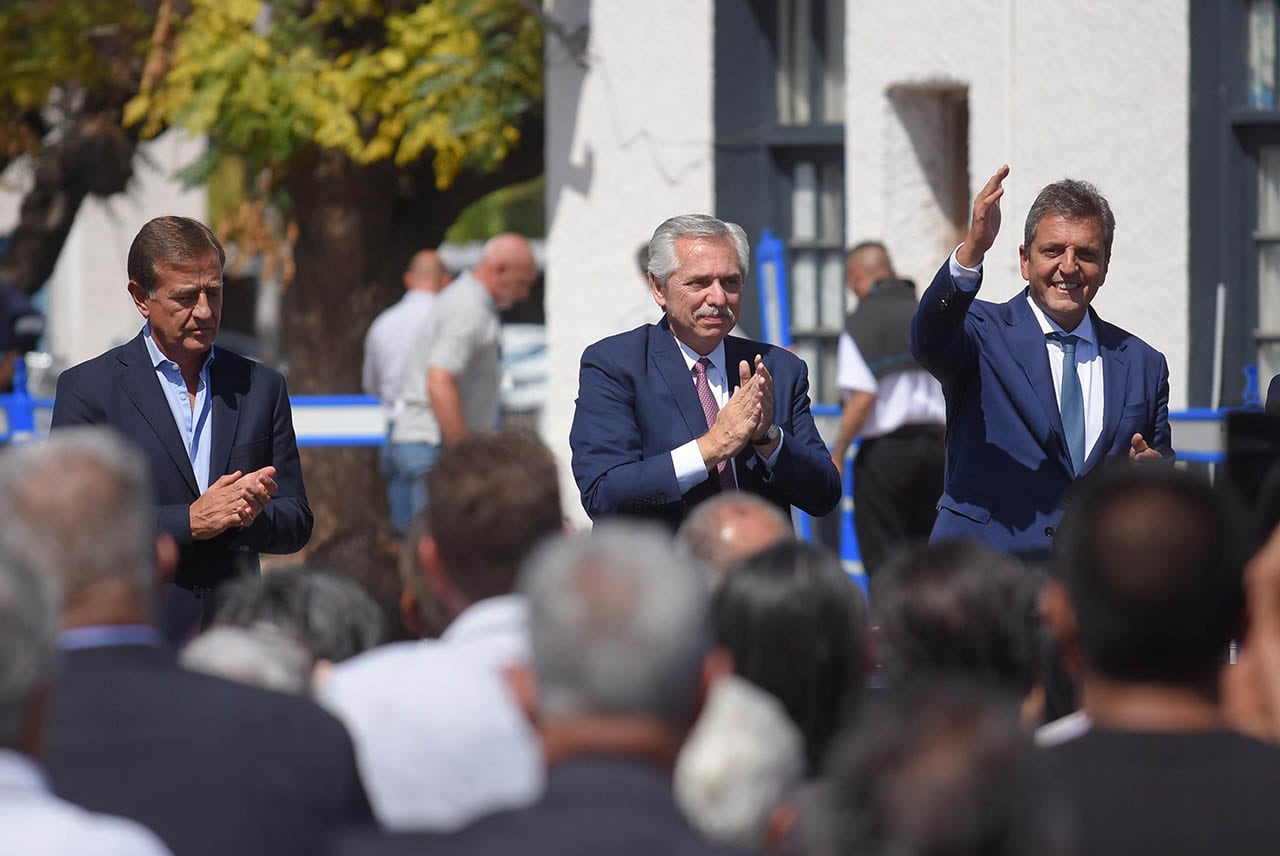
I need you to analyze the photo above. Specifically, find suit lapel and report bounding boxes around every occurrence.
[1002,295,1075,477]
[209,348,245,480]
[1083,316,1130,473]
[117,332,200,496]
[649,321,707,439]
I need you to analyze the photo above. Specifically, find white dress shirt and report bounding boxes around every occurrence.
[362,290,439,414]
[0,749,173,856]
[317,594,542,831]
[948,249,1105,460]
[668,336,784,494]
[835,332,946,438]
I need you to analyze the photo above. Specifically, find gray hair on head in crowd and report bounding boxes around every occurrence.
[181,624,315,696]
[647,214,751,288]
[0,427,156,601]
[0,545,59,749]
[519,522,711,724]
[1023,178,1117,262]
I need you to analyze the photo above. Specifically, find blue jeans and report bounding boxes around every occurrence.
[381,441,440,532]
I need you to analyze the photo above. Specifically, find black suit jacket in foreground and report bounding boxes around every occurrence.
[46,642,372,856]
[336,755,743,856]
[50,332,312,590]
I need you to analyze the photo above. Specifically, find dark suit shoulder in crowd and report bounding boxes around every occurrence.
[1041,729,1280,856]
[335,757,744,856]
[46,643,372,856]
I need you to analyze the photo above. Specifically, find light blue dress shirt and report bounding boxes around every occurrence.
[142,325,215,493]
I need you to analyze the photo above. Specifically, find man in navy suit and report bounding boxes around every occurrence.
[570,214,840,529]
[911,166,1172,553]
[50,216,311,638]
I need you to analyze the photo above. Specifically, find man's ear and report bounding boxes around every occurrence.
[154,534,178,586]
[699,646,734,705]
[1040,578,1083,681]
[127,280,152,318]
[400,588,425,639]
[504,663,538,724]
[649,272,667,308]
[1018,244,1031,282]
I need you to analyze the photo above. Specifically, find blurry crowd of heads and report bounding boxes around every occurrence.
[0,424,1275,855]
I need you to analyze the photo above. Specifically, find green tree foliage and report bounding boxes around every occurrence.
[127,0,542,190]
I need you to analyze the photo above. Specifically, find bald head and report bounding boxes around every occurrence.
[677,494,795,581]
[404,250,451,294]
[845,241,895,299]
[475,233,537,309]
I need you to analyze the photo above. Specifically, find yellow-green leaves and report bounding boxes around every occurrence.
[126,0,542,188]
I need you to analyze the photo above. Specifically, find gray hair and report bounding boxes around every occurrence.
[519,523,710,724]
[1023,178,1116,261]
[0,545,59,748]
[648,214,751,287]
[677,493,794,580]
[0,428,156,600]
[181,624,315,695]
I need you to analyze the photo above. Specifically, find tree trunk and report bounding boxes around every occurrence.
[280,124,544,549]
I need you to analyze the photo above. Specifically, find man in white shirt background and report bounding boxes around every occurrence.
[831,242,946,577]
[362,249,453,532]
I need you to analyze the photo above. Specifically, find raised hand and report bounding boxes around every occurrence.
[696,361,763,468]
[957,164,1010,269]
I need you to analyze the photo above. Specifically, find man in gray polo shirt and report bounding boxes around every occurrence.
[390,234,538,518]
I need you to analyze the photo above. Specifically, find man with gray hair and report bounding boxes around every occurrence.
[571,213,839,530]
[0,427,371,856]
[336,523,741,855]
[0,545,173,855]
[911,166,1172,552]
[676,491,795,581]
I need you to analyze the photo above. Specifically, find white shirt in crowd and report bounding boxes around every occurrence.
[317,594,542,831]
[835,333,946,439]
[362,289,439,414]
[0,749,173,856]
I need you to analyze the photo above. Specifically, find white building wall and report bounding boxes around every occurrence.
[846,0,1190,408]
[0,131,206,366]
[542,0,716,524]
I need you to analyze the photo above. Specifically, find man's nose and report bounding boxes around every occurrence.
[193,292,213,318]
[1059,249,1079,275]
[706,280,727,303]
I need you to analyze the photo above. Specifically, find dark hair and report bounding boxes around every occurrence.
[214,567,385,662]
[308,522,414,643]
[128,216,226,297]
[823,682,1071,856]
[872,541,1040,695]
[713,541,868,773]
[1023,178,1116,261]
[426,430,563,602]
[1053,462,1244,684]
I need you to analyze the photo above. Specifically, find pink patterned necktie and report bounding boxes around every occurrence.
[693,358,736,491]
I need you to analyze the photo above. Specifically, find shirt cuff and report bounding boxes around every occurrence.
[672,439,711,494]
[753,430,785,473]
[948,244,982,292]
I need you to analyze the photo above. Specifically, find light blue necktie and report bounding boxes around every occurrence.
[1051,333,1085,475]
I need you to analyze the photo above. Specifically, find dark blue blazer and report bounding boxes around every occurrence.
[569,319,840,527]
[910,261,1172,553]
[50,331,313,589]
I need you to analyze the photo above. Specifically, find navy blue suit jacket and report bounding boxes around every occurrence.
[569,319,840,527]
[910,261,1172,553]
[50,331,312,589]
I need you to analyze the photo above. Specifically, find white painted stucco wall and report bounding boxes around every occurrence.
[0,131,206,366]
[846,0,1190,409]
[542,0,716,524]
